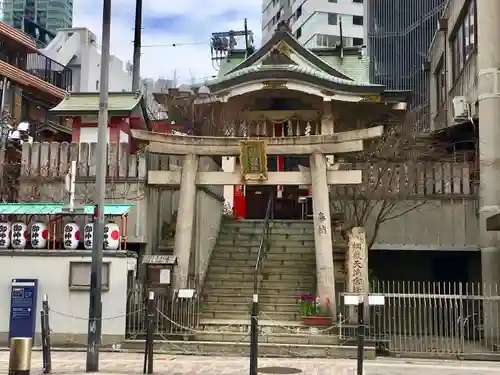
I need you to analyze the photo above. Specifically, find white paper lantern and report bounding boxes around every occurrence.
[11,222,27,249]
[31,222,48,249]
[63,223,80,250]
[84,223,93,250]
[0,222,11,249]
[104,222,120,250]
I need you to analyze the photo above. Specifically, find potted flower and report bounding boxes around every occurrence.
[298,293,333,326]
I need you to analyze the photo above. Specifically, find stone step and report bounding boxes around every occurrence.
[221,226,314,235]
[200,309,300,321]
[123,339,373,359]
[218,233,315,242]
[206,272,316,282]
[193,331,339,346]
[209,265,316,274]
[204,294,301,305]
[212,246,316,254]
[217,239,315,247]
[202,302,299,313]
[223,220,314,229]
[202,286,312,296]
[204,279,315,289]
[211,258,317,267]
[211,251,316,261]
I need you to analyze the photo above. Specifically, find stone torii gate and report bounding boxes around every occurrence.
[131,126,383,312]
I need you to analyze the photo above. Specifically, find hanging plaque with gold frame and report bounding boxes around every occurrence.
[239,140,268,181]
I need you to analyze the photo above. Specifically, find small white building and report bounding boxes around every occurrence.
[41,27,133,93]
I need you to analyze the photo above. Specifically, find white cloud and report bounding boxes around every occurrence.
[73,0,262,84]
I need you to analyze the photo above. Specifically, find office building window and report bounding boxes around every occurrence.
[328,13,337,25]
[353,0,363,3]
[353,15,363,26]
[450,0,476,81]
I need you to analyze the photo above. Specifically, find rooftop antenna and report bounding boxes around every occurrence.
[132,0,143,91]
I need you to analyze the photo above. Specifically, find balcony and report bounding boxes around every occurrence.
[25,52,72,91]
[0,42,72,92]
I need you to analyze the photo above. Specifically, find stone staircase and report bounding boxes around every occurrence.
[201,219,316,323]
[125,219,373,358]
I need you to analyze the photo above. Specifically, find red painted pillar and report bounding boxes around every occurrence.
[233,184,246,219]
[274,123,284,198]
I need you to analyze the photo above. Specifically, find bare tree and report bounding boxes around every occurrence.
[330,124,470,249]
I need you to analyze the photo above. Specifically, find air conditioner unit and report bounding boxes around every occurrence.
[452,96,469,119]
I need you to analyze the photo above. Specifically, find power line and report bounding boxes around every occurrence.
[141,41,208,48]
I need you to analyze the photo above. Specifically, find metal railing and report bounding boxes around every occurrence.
[338,280,500,358]
[0,48,72,91]
[25,52,72,91]
[253,191,274,295]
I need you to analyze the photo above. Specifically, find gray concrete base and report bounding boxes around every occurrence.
[0,332,124,348]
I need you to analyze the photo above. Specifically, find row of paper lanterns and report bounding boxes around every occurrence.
[0,222,120,250]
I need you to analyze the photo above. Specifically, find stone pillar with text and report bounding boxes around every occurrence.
[310,152,336,317]
[173,153,199,289]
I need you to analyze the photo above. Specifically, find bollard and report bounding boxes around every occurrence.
[249,293,259,375]
[9,337,32,375]
[40,294,52,374]
[143,291,154,375]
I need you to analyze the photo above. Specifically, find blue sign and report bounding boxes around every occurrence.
[9,279,38,342]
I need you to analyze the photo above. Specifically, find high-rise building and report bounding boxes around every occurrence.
[2,0,73,37]
[366,0,445,130]
[262,0,365,48]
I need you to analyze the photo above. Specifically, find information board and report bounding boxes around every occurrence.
[9,279,38,342]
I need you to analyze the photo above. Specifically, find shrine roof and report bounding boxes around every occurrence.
[50,92,149,120]
[209,64,386,95]
[226,24,354,81]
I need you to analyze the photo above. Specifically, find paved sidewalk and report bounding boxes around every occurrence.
[0,351,499,374]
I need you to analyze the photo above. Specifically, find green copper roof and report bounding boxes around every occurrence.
[321,55,371,84]
[214,64,382,88]
[0,203,134,216]
[51,92,145,115]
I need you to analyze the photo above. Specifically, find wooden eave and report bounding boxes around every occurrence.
[0,60,65,103]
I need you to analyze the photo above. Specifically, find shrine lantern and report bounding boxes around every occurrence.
[0,222,11,249]
[63,223,80,250]
[84,223,93,250]
[11,222,27,249]
[31,222,48,249]
[104,222,120,250]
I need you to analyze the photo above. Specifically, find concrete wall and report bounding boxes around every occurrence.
[0,250,136,346]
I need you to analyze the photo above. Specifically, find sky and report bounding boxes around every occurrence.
[73,0,262,84]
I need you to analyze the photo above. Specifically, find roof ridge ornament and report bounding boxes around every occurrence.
[276,20,291,34]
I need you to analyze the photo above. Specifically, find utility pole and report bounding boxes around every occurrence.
[86,0,111,371]
[0,77,8,201]
[131,0,143,91]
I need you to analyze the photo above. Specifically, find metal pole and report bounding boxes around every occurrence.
[357,298,365,375]
[131,0,143,91]
[249,293,258,375]
[0,77,8,201]
[146,291,154,374]
[86,0,111,371]
[41,294,52,374]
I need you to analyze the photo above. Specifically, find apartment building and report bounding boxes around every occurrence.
[261,0,365,48]
[2,0,73,34]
